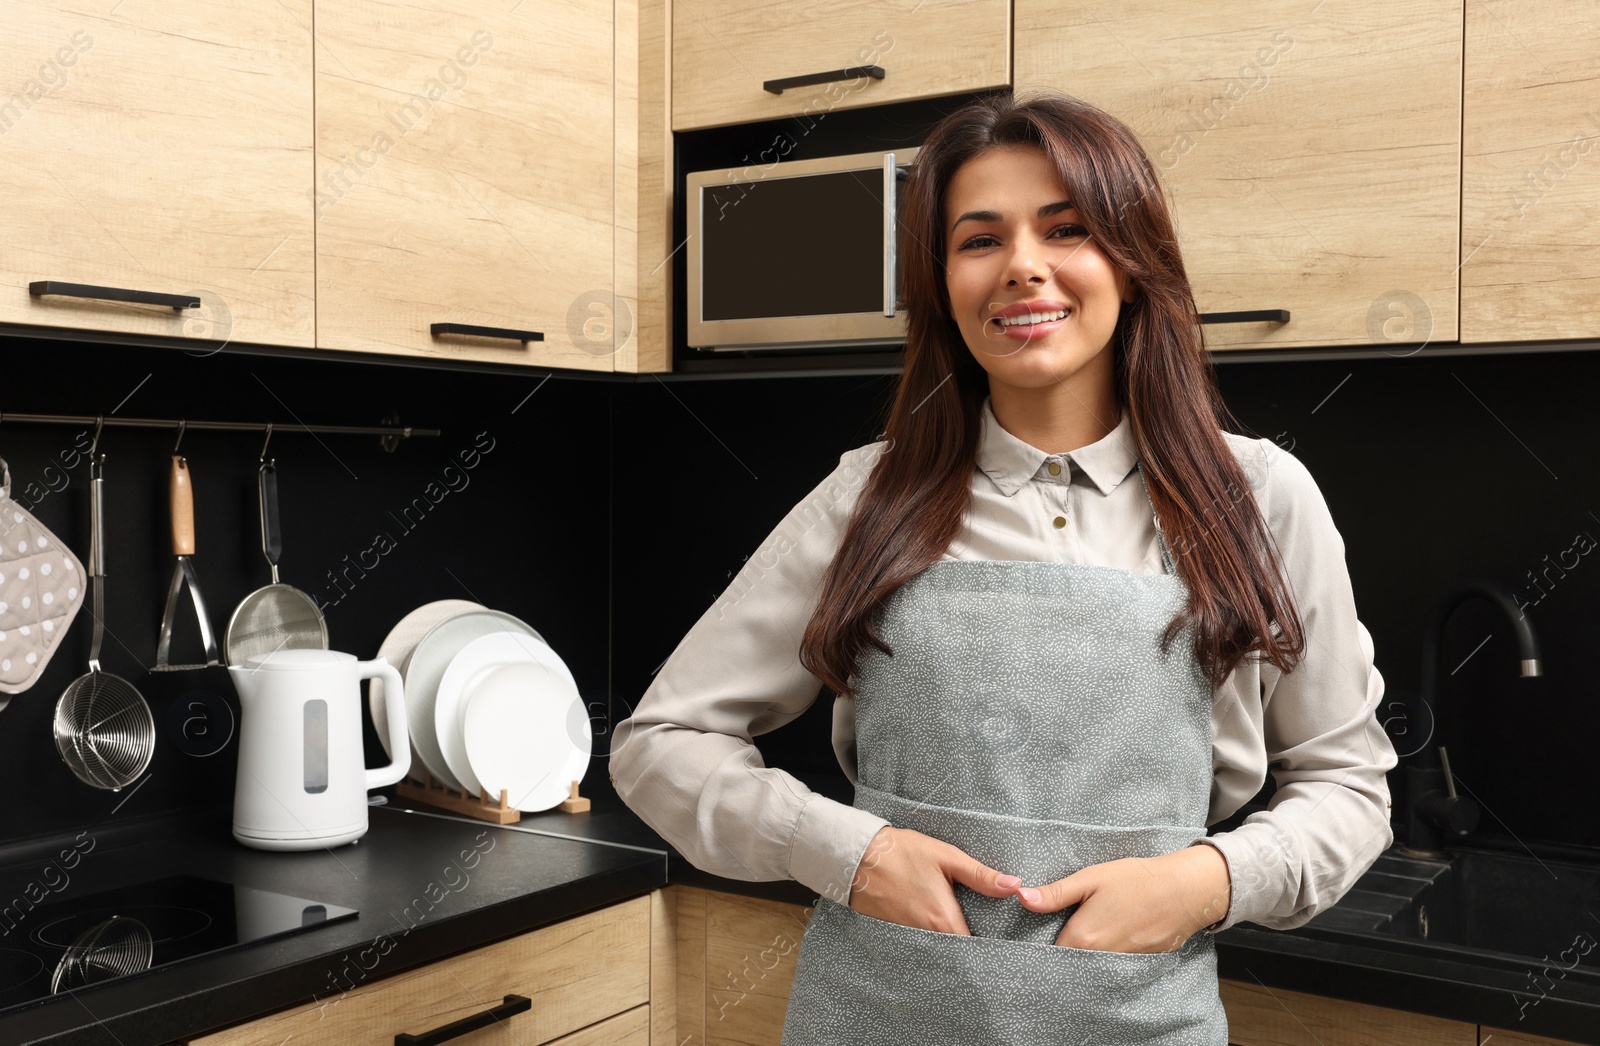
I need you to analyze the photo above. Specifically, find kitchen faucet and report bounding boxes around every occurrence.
[1401,578,1542,857]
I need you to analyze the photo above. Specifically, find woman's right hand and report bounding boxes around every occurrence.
[847,825,1022,934]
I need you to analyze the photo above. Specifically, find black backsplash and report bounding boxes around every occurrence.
[608,350,1600,857]
[0,336,612,842]
[4,336,1596,861]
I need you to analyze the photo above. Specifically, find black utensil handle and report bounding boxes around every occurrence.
[29,280,200,310]
[394,994,532,1045]
[430,322,545,343]
[258,463,282,567]
[763,64,884,94]
[1199,309,1290,324]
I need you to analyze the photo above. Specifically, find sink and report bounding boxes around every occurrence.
[1379,850,1600,959]
[1286,846,1600,982]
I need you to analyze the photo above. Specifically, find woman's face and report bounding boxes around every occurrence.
[942,145,1134,393]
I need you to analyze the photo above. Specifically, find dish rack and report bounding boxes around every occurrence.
[395,768,590,824]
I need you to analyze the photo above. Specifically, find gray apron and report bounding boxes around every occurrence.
[781,468,1229,1044]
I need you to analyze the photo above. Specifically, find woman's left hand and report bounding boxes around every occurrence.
[1015,845,1231,953]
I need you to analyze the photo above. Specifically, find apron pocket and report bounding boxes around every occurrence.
[781,898,1227,1046]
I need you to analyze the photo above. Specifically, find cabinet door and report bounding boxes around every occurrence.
[1016,0,1462,350]
[1461,3,1600,343]
[673,886,813,1046]
[0,1,314,348]
[672,0,1010,132]
[184,895,650,1044]
[1221,979,1476,1045]
[314,0,615,369]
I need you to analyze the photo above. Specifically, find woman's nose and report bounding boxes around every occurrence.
[1005,240,1049,285]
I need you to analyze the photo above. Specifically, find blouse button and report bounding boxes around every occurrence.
[1046,461,1061,476]
[1052,516,1066,529]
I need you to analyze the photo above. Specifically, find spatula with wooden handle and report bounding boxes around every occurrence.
[153,454,220,670]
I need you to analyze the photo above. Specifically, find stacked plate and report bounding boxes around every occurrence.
[370,601,589,813]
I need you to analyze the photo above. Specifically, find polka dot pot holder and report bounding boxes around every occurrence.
[0,459,86,694]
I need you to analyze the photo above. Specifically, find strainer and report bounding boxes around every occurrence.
[224,458,327,665]
[50,915,154,993]
[55,453,155,790]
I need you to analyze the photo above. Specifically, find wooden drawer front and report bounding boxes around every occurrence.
[186,896,649,1045]
[549,1003,649,1045]
[672,0,1010,132]
[1221,979,1475,1045]
[313,0,615,369]
[0,1,315,348]
[1480,1030,1591,1046]
[1016,0,1462,350]
[1461,3,1600,343]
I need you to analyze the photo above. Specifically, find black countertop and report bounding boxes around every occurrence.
[4,772,1598,1045]
[0,803,663,1045]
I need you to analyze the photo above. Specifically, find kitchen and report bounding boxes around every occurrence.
[0,1,1596,1044]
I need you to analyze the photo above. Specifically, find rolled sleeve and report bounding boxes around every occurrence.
[610,444,891,901]
[1196,441,1399,932]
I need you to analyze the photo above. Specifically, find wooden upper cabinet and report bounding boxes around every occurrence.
[313,0,616,369]
[672,0,1011,132]
[1016,0,1463,351]
[1461,3,1600,344]
[0,1,314,348]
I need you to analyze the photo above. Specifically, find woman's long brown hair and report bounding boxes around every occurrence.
[798,90,1305,696]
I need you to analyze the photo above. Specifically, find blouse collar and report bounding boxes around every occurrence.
[975,395,1140,498]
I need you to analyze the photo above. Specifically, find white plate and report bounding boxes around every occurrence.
[370,599,484,765]
[435,631,577,797]
[405,610,545,790]
[463,660,590,812]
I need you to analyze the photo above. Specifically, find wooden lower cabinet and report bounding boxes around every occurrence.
[1221,979,1475,1044]
[183,892,661,1045]
[1479,1031,1591,1046]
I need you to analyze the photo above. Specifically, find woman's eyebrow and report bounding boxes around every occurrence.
[950,199,1075,233]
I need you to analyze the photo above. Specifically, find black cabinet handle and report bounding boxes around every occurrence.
[1199,309,1290,325]
[764,65,884,95]
[429,322,545,343]
[395,994,532,1045]
[29,280,200,310]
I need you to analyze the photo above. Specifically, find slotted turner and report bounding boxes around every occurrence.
[153,454,219,670]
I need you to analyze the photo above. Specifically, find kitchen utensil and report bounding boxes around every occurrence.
[0,456,87,702]
[224,460,327,665]
[462,660,590,812]
[228,648,409,850]
[50,916,153,994]
[153,454,219,670]
[402,609,547,790]
[55,454,155,790]
[434,630,577,797]
[369,599,486,764]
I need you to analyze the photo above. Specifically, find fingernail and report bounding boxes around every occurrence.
[1019,887,1041,904]
[996,874,1020,889]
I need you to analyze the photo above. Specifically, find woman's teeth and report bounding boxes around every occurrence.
[998,308,1069,327]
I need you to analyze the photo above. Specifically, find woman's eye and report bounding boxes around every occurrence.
[955,225,1087,251]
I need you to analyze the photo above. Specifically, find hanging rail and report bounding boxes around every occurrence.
[0,412,439,442]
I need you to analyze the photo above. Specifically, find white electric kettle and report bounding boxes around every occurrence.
[228,649,410,850]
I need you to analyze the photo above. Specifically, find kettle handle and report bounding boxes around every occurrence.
[361,658,411,790]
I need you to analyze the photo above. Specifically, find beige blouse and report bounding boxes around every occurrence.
[610,396,1397,933]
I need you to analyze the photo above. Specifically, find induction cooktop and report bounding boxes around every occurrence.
[0,874,357,1015]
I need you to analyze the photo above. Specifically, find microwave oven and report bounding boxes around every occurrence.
[685,147,919,353]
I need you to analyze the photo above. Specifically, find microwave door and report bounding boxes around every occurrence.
[687,148,916,352]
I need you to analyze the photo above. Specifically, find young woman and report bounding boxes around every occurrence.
[611,91,1396,1044]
